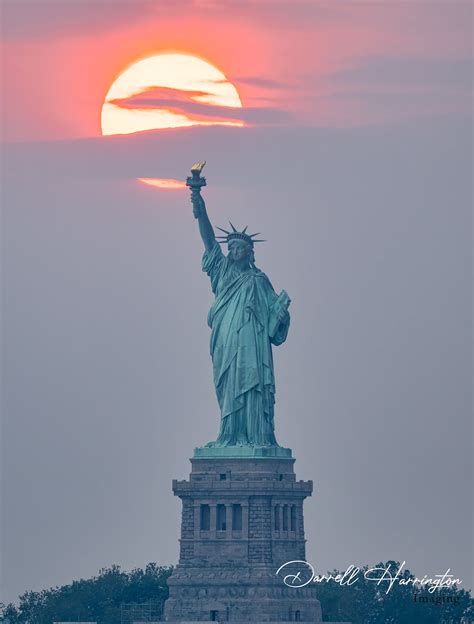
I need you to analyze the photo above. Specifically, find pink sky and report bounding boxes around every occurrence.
[1,1,471,142]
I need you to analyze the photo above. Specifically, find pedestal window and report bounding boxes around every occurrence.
[274,504,280,530]
[290,504,296,531]
[200,504,210,530]
[232,503,242,530]
[216,503,227,531]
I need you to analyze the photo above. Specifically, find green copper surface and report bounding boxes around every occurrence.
[193,445,293,459]
[188,166,291,453]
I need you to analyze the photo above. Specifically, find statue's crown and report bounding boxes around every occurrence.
[215,222,265,248]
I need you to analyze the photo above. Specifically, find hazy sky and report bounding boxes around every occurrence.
[1,0,472,606]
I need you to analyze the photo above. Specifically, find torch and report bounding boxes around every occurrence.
[186,161,207,219]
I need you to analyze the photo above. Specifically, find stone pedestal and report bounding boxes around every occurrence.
[164,450,322,622]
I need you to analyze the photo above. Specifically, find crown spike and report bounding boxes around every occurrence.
[214,223,265,248]
[216,226,230,235]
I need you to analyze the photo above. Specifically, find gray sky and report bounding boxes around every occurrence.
[1,0,472,607]
[2,120,472,603]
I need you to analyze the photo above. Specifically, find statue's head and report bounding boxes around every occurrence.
[215,223,265,267]
[228,238,253,265]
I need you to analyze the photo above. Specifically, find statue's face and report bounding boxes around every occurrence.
[228,240,251,263]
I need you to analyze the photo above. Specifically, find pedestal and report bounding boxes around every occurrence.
[163,450,322,622]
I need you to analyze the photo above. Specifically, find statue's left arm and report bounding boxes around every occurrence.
[267,286,290,346]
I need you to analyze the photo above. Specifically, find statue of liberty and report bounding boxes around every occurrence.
[187,163,291,448]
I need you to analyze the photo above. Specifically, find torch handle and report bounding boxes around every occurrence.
[186,168,207,219]
[190,186,202,219]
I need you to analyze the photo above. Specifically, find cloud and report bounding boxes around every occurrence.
[109,86,293,125]
[0,0,160,39]
[308,55,473,124]
[331,57,473,90]
[3,118,470,185]
[0,0,357,41]
[232,76,292,90]
[190,0,350,25]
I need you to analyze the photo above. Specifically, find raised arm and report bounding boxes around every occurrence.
[191,191,216,253]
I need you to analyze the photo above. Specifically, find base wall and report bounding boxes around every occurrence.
[164,456,321,622]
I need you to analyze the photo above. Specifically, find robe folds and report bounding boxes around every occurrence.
[202,243,290,447]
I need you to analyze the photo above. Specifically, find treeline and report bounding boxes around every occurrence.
[1,561,472,624]
[0,564,171,624]
[316,562,473,624]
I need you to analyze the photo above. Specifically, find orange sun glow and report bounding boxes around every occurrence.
[138,178,186,189]
[101,53,243,136]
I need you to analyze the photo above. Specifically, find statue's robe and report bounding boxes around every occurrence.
[202,243,290,446]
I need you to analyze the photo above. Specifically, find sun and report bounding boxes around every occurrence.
[101,53,243,136]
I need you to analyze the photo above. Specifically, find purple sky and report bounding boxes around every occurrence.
[1,0,472,606]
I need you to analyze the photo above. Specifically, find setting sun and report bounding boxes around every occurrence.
[101,53,243,135]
